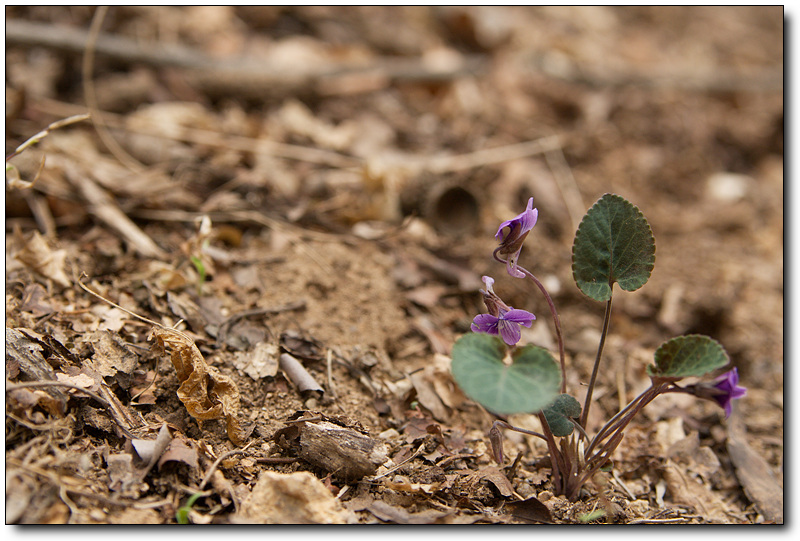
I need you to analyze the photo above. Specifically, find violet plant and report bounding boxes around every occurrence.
[451,194,746,502]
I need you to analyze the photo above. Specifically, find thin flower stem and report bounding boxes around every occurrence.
[585,383,667,461]
[584,387,651,458]
[494,249,567,394]
[578,294,613,428]
[571,430,625,500]
[569,419,591,443]
[492,419,548,442]
[537,412,565,494]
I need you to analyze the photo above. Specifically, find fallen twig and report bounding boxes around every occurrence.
[63,163,166,258]
[279,353,324,398]
[217,303,307,346]
[7,18,486,100]
[82,6,144,173]
[6,113,91,163]
[6,381,137,439]
[199,440,256,490]
[370,443,426,481]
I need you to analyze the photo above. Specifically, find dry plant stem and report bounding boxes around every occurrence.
[494,252,567,394]
[570,430,625,501]
[199,440,256,490]
[583,388,649,459]
[537,411,565,495]
[585,384,665,462]
[77,275,163,329]
[7,19,485,100]
[279,353,324,397]
[64,161,166,258]
[569,419,591,443]
[82,6,144,173]
[492,419,547,442]
[5,113,90,161]
[6,381,137,439]
[579,295,613,428]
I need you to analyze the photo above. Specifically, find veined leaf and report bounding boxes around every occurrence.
[451,333,561,415]
[647,334,730,379]
[572,193,655,301]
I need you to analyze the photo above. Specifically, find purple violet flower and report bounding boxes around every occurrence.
[709,367,747,418]
[471,276,536,346]
[495,197,538,279]
[684,367,747,418]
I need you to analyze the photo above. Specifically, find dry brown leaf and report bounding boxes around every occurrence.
[727,408,783,523]
[158,435,200,470]
[475,465,515,498]
[366,500,450,524]
[660,458,735,523]
[405,284,448,308]
[6,327,59,383]
[93,305,128,332]
[106,453,137,493]
[13,229,71,288]
[19,283,55,316]
[232,341,280,380]
[149,327,245,445]
[85,330,139,382]
[430,354,466,409]
[384,478,440,495]
[507,495,554,524]
[55,371,98,391]
[7,387,66,418]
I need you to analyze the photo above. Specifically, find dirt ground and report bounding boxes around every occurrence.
[4,6,783,524]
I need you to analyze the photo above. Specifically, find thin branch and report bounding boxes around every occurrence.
[8,18,487,100]
[82,6,144,173]
[279,353,324,397]
[370,443,426,480]
[6,113,91,162]
[199,439,257,493]
[6,381,136,439]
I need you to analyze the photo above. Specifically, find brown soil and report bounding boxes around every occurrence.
[5,6,783,524]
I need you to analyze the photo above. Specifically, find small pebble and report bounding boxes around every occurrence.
[706,172,751,203]
[378,428,400,439]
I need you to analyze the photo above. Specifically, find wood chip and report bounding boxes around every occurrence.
[726,406,783,523]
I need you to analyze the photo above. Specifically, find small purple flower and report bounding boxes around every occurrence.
[684,367,747,418]
[495,197,538,279]
[710,367,747,418]
[471,276,536,346]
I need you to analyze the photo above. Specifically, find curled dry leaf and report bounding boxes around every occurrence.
[13,229,71,288]
[149,327,245,445]
[158,435,200,470]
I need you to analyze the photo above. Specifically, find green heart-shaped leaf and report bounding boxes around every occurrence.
[572,193,655,301]
[542,394,582,437]
[451,333,561,415]
[647,335,730,379]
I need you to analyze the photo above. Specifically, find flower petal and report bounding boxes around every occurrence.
[497,319,522,345]
[712,368,747,418]
[495,197,538,242]
[502,309,536,326]
[471,314,499,335]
